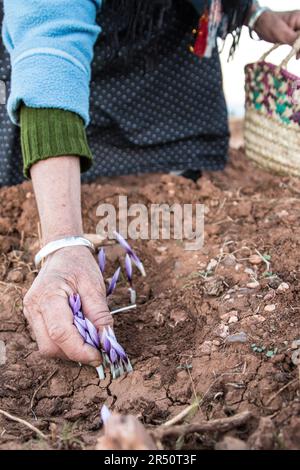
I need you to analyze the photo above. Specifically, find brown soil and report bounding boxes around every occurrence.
[1,147,300,450]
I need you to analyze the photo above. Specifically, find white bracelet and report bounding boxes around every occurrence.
[34,236,95,267]
[248,6,270,31]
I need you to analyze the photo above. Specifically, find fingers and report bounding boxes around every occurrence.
[24,306,67,360]
[41,295,102,366]
[277,21,298,46]
[79,280,113,333]
[288,11,300,32]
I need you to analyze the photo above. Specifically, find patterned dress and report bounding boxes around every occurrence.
[0,1,229,186]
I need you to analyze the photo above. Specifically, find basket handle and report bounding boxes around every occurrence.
[259,43,280,62]
[259,35,300,68]
[280,35,300,69]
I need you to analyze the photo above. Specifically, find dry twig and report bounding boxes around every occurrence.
[154,410,252,439]
[0,409,48,440]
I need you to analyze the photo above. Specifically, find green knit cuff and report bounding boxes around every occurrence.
[20,106,93,178]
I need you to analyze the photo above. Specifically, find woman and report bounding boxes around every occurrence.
[1,1,300,366]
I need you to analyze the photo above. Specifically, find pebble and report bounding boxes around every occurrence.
[277,282,290,293]
[247,281,260,289]
[291,340,300,350]
[264,304,276,313]
[206,258,218,272]
[223,254,236,266]
[225,332,248,344]
[292,350,300,366]
[249,254,262,265]
[228,315,239,324]
[0,340,6,365]
[214,323,229,339]
[7,270,24,283]
[199,341,212,355]
[204,278,224,296]
[220,311,239,323]
[263,291,275,301]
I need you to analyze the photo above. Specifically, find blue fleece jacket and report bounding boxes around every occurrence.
[2,0,102,125]
[2,0,202,126]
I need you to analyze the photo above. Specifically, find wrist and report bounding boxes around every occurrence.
[35,235,95,267]
[42,226,84,245]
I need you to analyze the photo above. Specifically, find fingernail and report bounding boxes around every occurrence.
[90,359,102,368]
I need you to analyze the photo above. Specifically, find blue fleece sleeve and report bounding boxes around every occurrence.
[2,0,102,125]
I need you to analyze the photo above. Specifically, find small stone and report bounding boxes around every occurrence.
[264,304,276,313]
[249,254,262,265]
[277,282,290,293]
[235,263,243,271]
[212,339,221,346]
[255,315,266,323]
[292,350,300,366]
[206,258,218,272]
[0,340,7,365]
[214,323,229,339]
[7,270,24,283]
[245,267,256,276]
[277,209,289,218]
[228,315,239,324]
[263,291,275,301]
[226,332,248,344]
[221,310,239,323]
[223,254,236,266]
[291,340,300,350]
[199,341,212,355]
[247,281,260,289]
[203,277,225,297]
[170,309,188,325]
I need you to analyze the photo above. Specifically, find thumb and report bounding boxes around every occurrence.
[79,282,113,334]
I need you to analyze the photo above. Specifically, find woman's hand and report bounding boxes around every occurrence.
[254,10,300,51]
[24,245,112,365]
[27,155,111,365]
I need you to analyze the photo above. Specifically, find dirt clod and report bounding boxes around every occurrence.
[1,149,300,450]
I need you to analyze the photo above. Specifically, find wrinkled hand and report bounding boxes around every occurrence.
[23,246,112,365]
[255,10,300,57]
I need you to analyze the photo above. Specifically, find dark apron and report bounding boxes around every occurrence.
[0,2,229,187]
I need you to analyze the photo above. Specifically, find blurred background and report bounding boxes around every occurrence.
[221,0,299,118]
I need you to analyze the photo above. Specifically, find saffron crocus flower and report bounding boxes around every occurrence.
[100,404,111,425]
[125,254,136,304]
[125,253,132,284]
[113,230,146,277]
[69,293,133,380]
[98,248,106,274]
[100,326,133,379]
[107,267,121,296]
[69,294,104,379]
[69,294,100,349]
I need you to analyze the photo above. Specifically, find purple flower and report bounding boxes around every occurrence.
[107,267,121,296]
[113,231,146,277]
[69,293,133,379]
[69,293,81,315]
[100,404,111,425]
[125,253,132,285]
[100,327,132,373]
[69,294,99,349]
[98,248,106,274]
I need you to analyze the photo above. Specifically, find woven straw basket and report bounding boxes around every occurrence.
[244,37,300,177]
